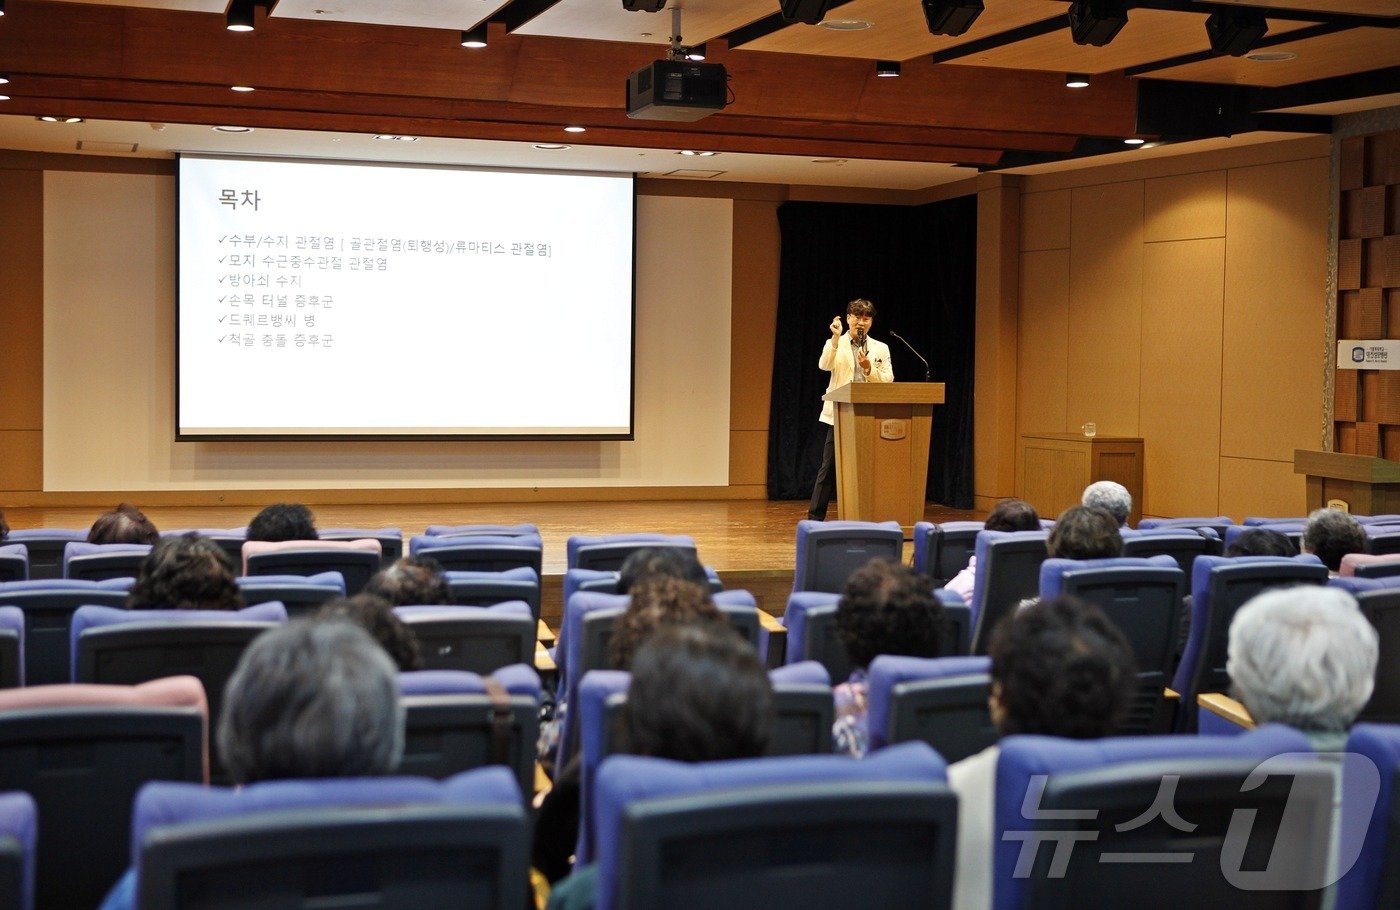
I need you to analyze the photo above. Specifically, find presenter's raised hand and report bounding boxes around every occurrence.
[829,316,843,338]
[857,349,871,375]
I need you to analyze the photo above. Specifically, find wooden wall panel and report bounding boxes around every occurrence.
[1344,186,1387,239]
[1335,369,1359,423]
[975,182,1021,503]
[1140,238,1225,518]
[1144,171,1226,243]
[1020,189,1071,252]
[1359,421,1382,457]
[1015,248,1070,494]
[0,169,44,436]
[1341,288,1384,338]
[729,200,780,435]
[728,431,769,486]
[1067,181,1143,435]
[1341,137,1366,192]
[1365,237,1389,288]
[1220,156,1329,462]
[1219,455,1307,518]
[0,431,42,491]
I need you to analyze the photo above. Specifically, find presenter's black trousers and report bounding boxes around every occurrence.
[808,425,836,521]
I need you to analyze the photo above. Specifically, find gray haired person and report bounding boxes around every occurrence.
[1081,480,1132,527]
[1302,508,1367,574]
[1227,585,1377,751]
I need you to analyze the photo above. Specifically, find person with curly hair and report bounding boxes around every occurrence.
[617,546,709,595]
[1046,504,1123,560]
[948,595,1136,910]
[87,502,160,546]
[316,592,424,671]
[1302,507,1367,574]
[605,575,725,671]
[832,558,945,757]
[362,556,452,607]
[246,502,318,542]
[126,534,245,611]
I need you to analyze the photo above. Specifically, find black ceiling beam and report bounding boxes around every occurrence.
[493,0,567,34]
[1123,22,1352,77]
[1126,0,1396,28]
[927,15,1066,64]
[1253,112,1333,132]
[1256,65,1400,112]
[723,0,856,50]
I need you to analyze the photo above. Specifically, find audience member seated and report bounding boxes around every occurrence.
[86,503,160,546]
[98,617,404,910]
[0,510,7,541]
[246,502,318,542]
[944,499,1039,606]
[1303,507,1367,574]
[833,558,945,757]
[948,595,1135,910]
[544,622,772,909]
[1225,526,1298,558]
[125,535,244,612]
[362,556,451,606]
[1081,479,1132,527]
[1227,585,1377,750]
[617,546,709,595]
[316,592,424,671]
[1046,505,1124,560]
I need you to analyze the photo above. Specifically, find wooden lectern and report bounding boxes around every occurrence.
[1295,450,1400,513]
[824,381,945,535]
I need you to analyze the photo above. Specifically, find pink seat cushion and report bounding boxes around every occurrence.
[240,538,382,575]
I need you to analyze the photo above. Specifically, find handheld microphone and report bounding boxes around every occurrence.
[888,331,931,382]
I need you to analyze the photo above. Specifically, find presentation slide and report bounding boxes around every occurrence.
[177,154,635,439]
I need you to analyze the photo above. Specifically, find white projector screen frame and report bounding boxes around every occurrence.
[176,154,636,441]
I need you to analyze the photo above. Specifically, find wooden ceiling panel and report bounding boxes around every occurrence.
[1212,0,1400,14]
[1151,27,1400,87]
[273,0,513,32]
[941,8,1315,74]
[742,0,1067,61]
[514,0,773,48]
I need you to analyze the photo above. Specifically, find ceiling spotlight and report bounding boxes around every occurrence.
[1065,73,1090,88]
[534,143,570,150]
[226,0,256,32]
[1068,0,1128,47]
[563,125,586,133]
[780,0,839,26]
[684,43,706,61]
[921,0,983,37]
[231,85,255,92]
[213,125,253,132]
[460,25,488,48]
[0,96,9,102]
[37,116,84,123]
[1,0,8,15]
[876,60,901,77]
[1124,137,1146,145]
[1246,50,1296,62]
[1206,8,1268,57]
[678,149,718,156]
[373,135,418,141]
[0,75,9,85]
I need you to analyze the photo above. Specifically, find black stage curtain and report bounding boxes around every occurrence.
[766,196,977,509]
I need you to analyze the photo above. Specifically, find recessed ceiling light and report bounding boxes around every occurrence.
[1124,137,1146,145]
[231,85,255,92]
[0,75,9,85]
[460,25,488,48]
[534,143,570,150]
[374,134,418,141]
[37,116,84,124]
[812,158,848,165]
[679,150,718,156]
[563,125,587,133]
[226,0,255,31]
[685,43,706,61]
[1065,73,1090,88]
[819,18,873,30]
[213,126,254,132]
[1245,51,1297,62]
[0,95,9,102]
[876,60,901,77]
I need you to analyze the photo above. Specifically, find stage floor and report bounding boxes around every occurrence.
[3,499,982,624]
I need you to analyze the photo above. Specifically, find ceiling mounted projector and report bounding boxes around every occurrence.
[627,59,727,121]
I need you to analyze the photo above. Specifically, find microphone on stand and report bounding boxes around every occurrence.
[888,331,931,382]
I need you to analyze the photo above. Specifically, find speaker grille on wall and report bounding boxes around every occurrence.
[922,0,984,37]
[779,0,834,25]
[1068,0,1128,47]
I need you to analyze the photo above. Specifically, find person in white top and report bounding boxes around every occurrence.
[807,298,894,521]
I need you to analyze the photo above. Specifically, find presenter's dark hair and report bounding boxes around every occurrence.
[836,558,943,669]
[127,534,244,611]
[618,546,709,595]
[608,576,724,671]
[1227,528,1298,558]
[1047,506,1123,560]
[247,502,318,542]
[846,298,876,317]
[317,592,424,671]
[88,502,160,546]
[989,594,1135,738]
[218,618,404,784]
[985,498,1041,533]
[624,622,771,762]
[364,556,451,607]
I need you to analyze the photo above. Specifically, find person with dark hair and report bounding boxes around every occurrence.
[1226,527,1298,558]
[832,558,944,757]
[0,509,8,542]
[87,502,160,546]
[808,298,894,522]
[944,498,1041,605]
[948,595,1136,910]
[98,618,404,910]
[1302,507,1367,573]
[1046,505,1123,560]
[606,575,725,671]
[126,534,244,612]
[616,546,709,595]
[544,622,773,910]
[246,502,318,542]
[363,556,451,607]
[317,592,424,671]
